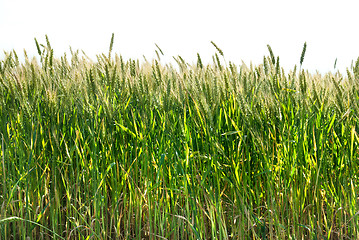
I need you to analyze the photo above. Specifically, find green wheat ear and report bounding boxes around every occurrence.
[45,35,51,50]
[300,42,307,66]
[155,50,161,61]
[263,56,268,75]
[211,41,224,57]
[109,33,114,58]
[267,44,275,65]
[34,38,42,56]
[334,58,337,69]
[155,43,164,56]
[275,56,280,74]
[197,53,203,69]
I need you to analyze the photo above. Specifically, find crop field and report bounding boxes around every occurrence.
[1,36,359,239]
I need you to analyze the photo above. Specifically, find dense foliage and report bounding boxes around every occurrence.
[1,37,359,239]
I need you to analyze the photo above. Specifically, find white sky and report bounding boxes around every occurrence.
[1,0,359,74]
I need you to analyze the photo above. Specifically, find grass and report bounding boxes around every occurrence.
[0,35,359,239]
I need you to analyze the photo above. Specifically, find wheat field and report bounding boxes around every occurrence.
[0,35,359,239]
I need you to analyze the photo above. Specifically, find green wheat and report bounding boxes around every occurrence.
[0,36,358,239]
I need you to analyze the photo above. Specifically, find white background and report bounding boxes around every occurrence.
[1,0,359,74]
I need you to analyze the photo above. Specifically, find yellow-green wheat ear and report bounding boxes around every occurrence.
[267,44,275,65]
[354,57,359,78]
[197,53,203,69]
[155,43,164,56]
[45,35,51,50]
[300,42,307,66]
[211,41,224,57]
[34,38,42,56]
[275,56,280,74]
[109,33,115,58]
[214,53,222,71]
[155,50,161,61]
[263,56,268,74]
